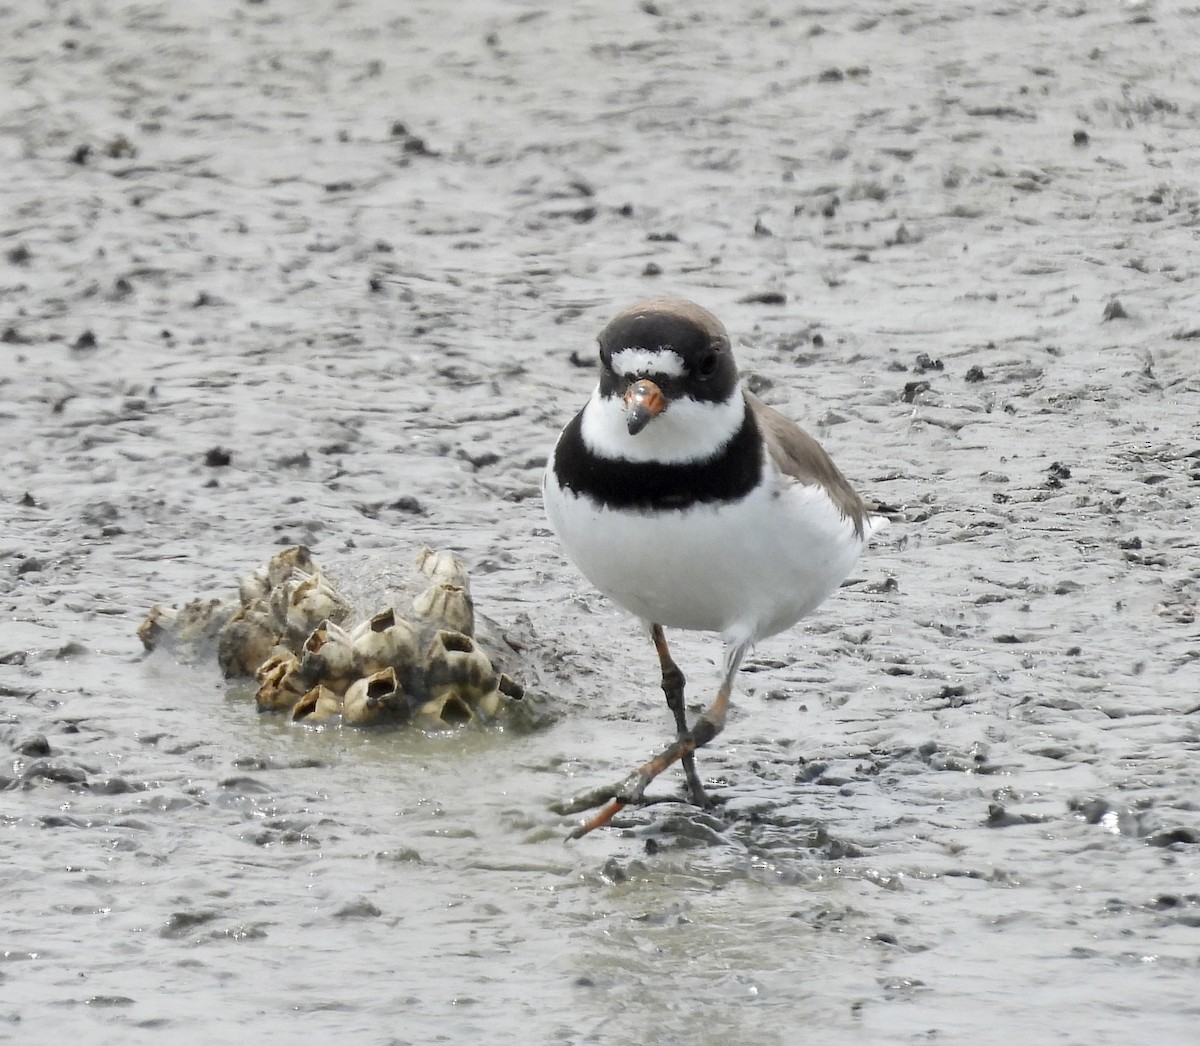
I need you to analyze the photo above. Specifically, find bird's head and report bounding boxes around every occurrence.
[596,299,737,436]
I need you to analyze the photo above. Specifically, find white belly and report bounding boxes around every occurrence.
[543,469,864,648]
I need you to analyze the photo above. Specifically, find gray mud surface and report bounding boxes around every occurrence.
[2,2,1198,1043]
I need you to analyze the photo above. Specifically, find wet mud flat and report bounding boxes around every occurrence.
[1,1,1199,1044]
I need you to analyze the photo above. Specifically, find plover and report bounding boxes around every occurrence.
[543,298,887,837]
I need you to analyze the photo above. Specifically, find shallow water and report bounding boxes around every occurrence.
[2,1,1199,1043]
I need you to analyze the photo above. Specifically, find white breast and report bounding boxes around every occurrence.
[543,465,864,649]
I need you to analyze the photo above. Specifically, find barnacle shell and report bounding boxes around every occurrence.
[350,609,419,676]
[414,690,476,731]
[264,545,317,590]
[473,687,505,720]
[136,597,239,659]
[297,621,358,692]
[238,546,317,605]
[291,684,342,723]
[465,673,525,722]
[237,568,270,607]
[271,568,352,642]
[141,544,540,733]
[137,605,177,651]
[412,583,474,637]
[254,652,309,712]
[177,597,238,646]
[343,667,408,727]
[217,601,283,678]
[415,547,470,590]
[423,629,497,701]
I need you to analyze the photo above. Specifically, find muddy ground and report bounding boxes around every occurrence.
[1,1,1198,1043]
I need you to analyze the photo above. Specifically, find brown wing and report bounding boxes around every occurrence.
[746,392,871,538]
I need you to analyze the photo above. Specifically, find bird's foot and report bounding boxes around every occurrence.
[558,717,720,839]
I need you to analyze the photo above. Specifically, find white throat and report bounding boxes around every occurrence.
[579,385,746,465]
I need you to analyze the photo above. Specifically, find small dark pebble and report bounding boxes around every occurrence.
[601,857,628,883]
[568,349,595,368]
[41,814,90,828]
[204,446,232,467]
[646,231,678,242]
[334,900,383,919]
[94,777,133,795]
[902,380,931,403]
[987,803,1048,827]
[161,910,219,939]
[377,847,422,863]
[914,352,943,373]
[818,67,844,82]
[738,291,787,305]
[22,760,89,786]
[460,449,500,469]
[1118,536,1142,550]
[17,735,50,757]
[1146,827,1198,848]
[6,244,31,265]
[403,136,437,156]
[642,262,662,277]
[811,333,824,347]
[1047,461,1072,480]
[70,144,91,165]
[1070,797,1111,824]
[795,759,829,783]
[16,556,45,575]
[368,275,384,292]
[217,775,273,793]
[276,450,311,469]
[1072,129,1090,146]
[964,365,986,382]
[72,330,98,350]
[1102,298,1128,321]
[389,495,424,514]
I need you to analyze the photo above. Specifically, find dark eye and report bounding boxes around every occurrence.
[696,352,719,377]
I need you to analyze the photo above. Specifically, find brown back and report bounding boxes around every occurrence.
[747,392,871,538]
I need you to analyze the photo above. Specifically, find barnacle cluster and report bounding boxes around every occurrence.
[138,546,530,731]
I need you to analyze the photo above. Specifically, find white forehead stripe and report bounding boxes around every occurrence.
[609,347,686,378]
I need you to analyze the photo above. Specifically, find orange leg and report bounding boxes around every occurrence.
[566,642,746,839]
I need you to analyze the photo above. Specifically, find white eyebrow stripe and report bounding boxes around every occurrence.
[609,347,686,378]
